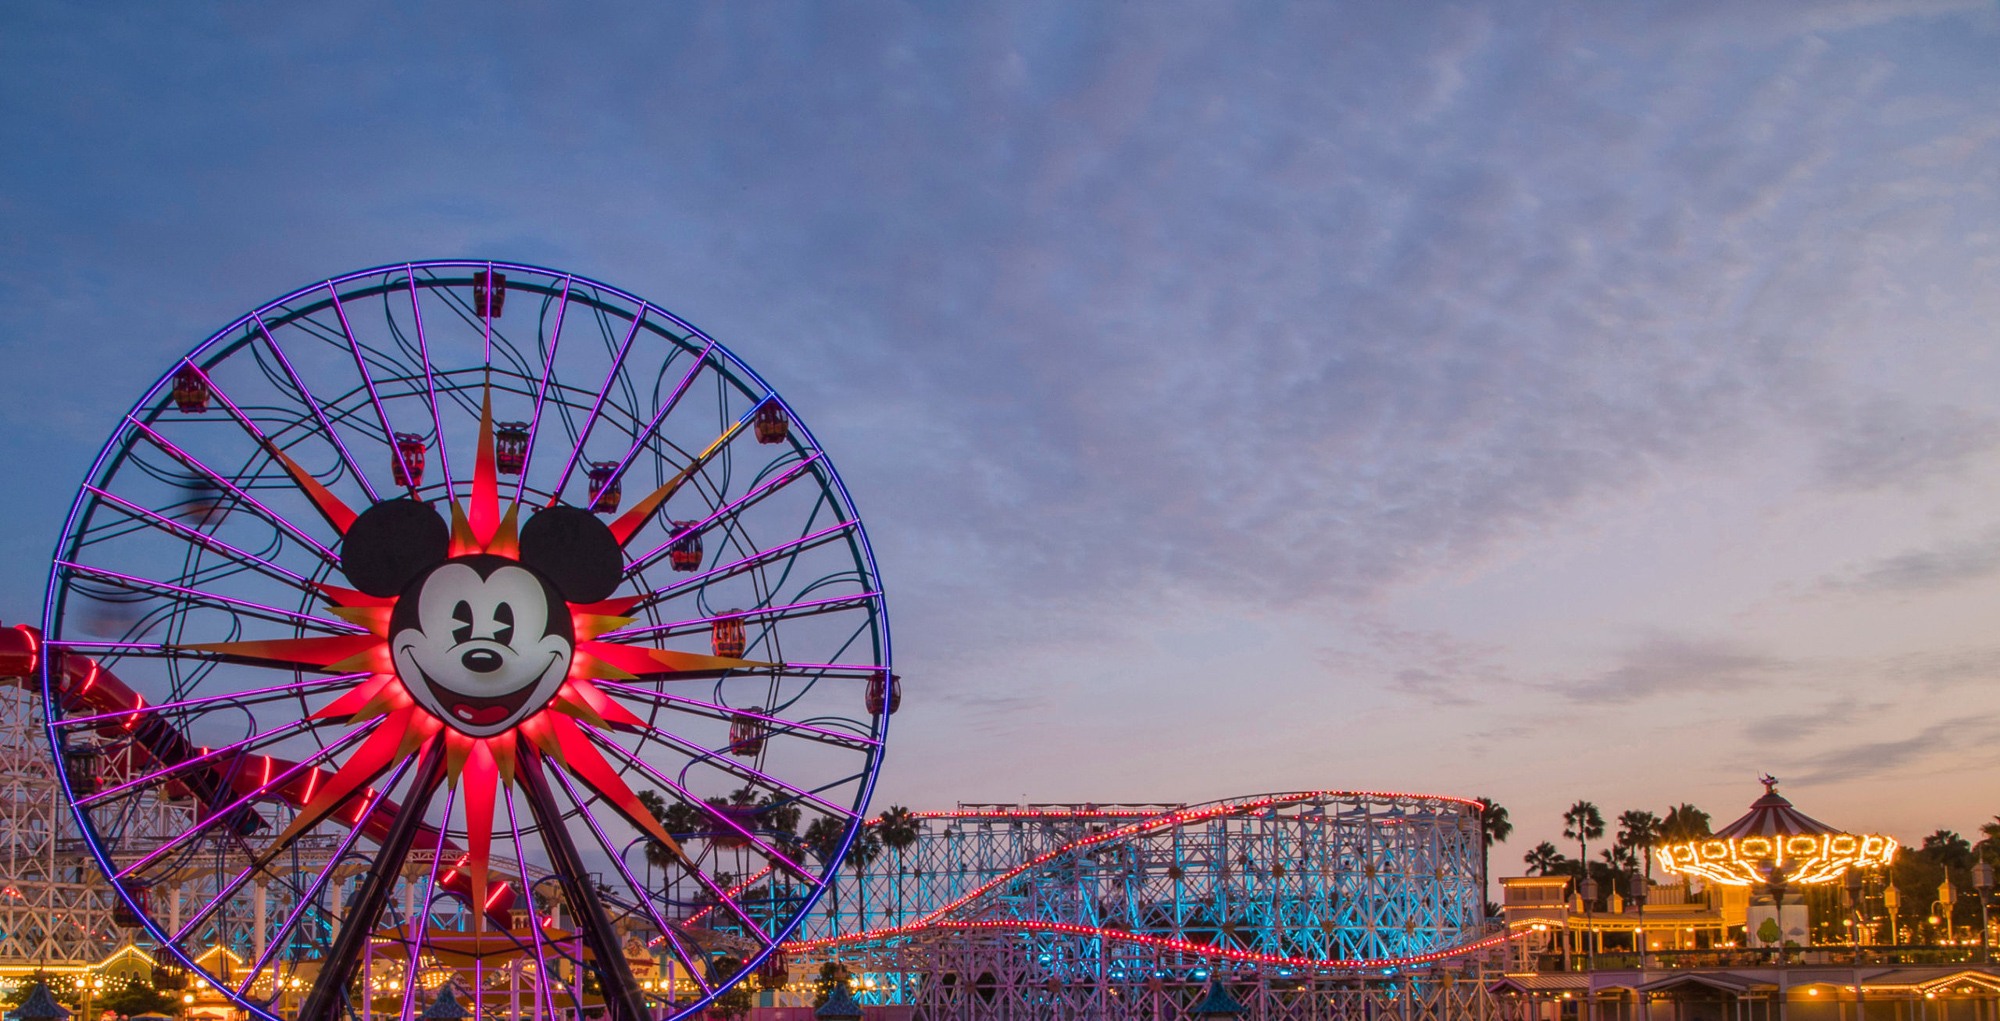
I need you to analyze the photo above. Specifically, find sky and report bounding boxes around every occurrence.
[5,1,2000,871]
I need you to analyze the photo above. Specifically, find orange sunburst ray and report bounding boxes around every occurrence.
[312,673,401,722]
[576,639,772,679]
[537,712,688,864]
[272,707,434,848]
[189,634,386,673]
[262,443,360,536]
[554,679,646,730]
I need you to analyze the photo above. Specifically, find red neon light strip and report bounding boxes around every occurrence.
[784,920,1524,971]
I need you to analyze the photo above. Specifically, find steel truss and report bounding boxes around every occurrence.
[778,792,1512,1019]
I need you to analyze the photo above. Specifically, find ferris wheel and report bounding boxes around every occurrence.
[38,261,894,1021]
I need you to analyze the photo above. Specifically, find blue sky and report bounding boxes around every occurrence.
[6,1,2000,866]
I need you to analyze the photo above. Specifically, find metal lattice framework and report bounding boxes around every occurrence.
[0,683,115,964]
[766,792,1514,1019]
[35,261,894,1021]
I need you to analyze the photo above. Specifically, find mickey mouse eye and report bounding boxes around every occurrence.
[494,603,515,647]
[452,600,474,644]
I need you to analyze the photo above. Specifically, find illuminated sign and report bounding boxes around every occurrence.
[1655,832,1897,886]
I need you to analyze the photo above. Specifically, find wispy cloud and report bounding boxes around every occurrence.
[1563,635,1786,705]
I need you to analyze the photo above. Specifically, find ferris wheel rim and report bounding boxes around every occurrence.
[39,259,894,1021]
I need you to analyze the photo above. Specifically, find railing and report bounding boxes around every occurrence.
[1537,946,2000,971]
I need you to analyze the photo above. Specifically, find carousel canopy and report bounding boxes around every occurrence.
[1655,776,1896,887]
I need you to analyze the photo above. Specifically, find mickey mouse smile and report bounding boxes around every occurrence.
[386,556,576,737]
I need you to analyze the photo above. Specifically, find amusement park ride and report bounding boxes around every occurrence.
[5,262,894,1020]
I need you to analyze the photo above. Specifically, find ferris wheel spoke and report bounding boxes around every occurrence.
[326,282,425,501]
[185,358,365,538]
[123,417,343,565]
[403,265,460,492]
[113,720,381,879]
[75,714,330,809]
[517,746,654,1021]
[511,275,573,505]
[253,310,383,504]
[602,591,881,644]
[624,451,824,577]
[297,743,447,1021]
[592,681,877,751]
[396,782,459,1020]
[56,671,363,733]
[546,304,652,508]
[581,729,830,881]
[229,753,417,992]
[577,337,717,511]
[499,783,568,1019]
[56,561,365,636]
[83,485,319,592]
[545,765,718,997]
[622,519,861,614]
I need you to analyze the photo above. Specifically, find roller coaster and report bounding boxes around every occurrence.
[760,793,1516,1020]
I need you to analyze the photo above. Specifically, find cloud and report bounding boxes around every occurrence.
[1826,529,2000,593]
[1563,635,1785,705]
[1786,719,1984,785]
[1813,401,2000,492]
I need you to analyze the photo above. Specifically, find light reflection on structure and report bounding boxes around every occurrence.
[1654,776,1897,887]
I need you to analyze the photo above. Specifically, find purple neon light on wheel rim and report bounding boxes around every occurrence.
[41,261,892,1021]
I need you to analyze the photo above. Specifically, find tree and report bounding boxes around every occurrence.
[1922,829,1974,871]
[1658,803,1712,844]
[1563,801,1606,894]
[1476,797,1512,906]
[705,956,756,1020]
[1617,809,1663,889]
[878,806,921,920]
[101,975,175,1017]
[1975,816,2000,864]
[812,961,851,1008]
[1525,841,1566,877]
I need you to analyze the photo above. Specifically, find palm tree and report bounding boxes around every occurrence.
[1658,803,1711,843]
[1563,802,1605,881]
[1658,803,1711,895]
[877,806,921,921]
[1977,817,2000,864]
[1922,829,1974,871]
[1477,797,1513,907]
[1525,841,1566,877]
[1617,809,1663,890]
[848,826,883,930]
[803,817,847,929]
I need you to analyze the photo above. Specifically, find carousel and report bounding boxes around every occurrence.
[1656,775,1898,946]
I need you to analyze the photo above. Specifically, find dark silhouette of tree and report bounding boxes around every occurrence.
[1525,841,1566,876]
[1617,809,1663,890]
[1922,829,1974,871]
[1658,803,1712,843]
[1977,817,2000,864]
[1563,801,1605,890]
[1477,797,1512,906]
[705,956,755,1019]
[878,805,921,920]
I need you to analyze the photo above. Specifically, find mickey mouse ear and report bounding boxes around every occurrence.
[342,499,449,597]
[520,505,623,604]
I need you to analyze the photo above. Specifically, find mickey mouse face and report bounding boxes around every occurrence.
[390,556,573,736]
[342,499,623,736]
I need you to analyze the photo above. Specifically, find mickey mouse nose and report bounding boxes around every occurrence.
[461,649,504,673]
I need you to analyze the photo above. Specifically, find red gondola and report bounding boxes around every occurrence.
[867,671,901,715]
[495,421,529,475]
[668,522,703,572]
[171,366,211,414]
[391,433,426,488]
[754,403,790,445]
[473,270,506,318]
[728,709,768,758]
[587,461,622,514]
[711,612,746,658]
